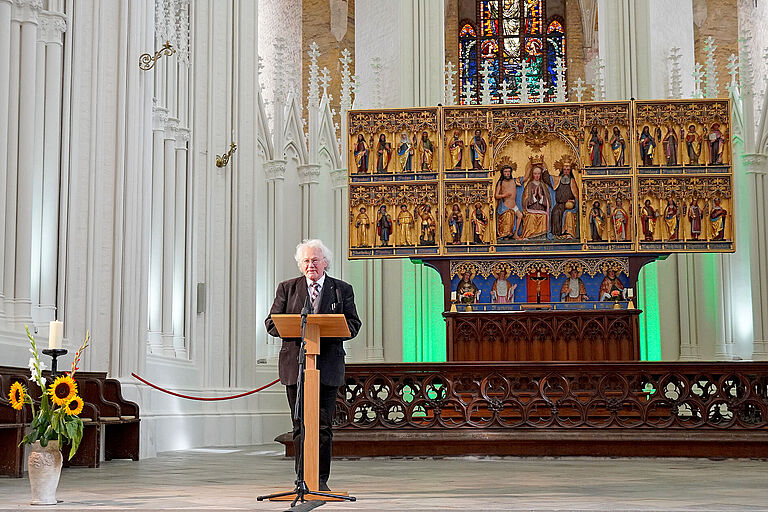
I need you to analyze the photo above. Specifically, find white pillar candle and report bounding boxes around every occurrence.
[48,320,63,349]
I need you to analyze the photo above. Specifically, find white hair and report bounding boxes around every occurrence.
[294,239,333,269]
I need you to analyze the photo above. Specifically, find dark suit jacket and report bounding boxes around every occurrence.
[265,275,361,387]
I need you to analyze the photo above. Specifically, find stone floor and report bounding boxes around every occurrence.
[1,445,767,511]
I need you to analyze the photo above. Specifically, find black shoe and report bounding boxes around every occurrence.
[318,481,331,492]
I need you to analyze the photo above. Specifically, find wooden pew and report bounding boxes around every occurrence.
[0,397,26,477]
[0,367,139,474]
[0,367,32,477]
[76,377,140,462]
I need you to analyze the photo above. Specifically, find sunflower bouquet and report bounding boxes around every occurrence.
[8,326,90,460]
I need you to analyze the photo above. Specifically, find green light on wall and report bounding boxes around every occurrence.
[638,262,662,361]
[402,260,446,362]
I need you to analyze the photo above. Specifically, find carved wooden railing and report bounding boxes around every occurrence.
[335,362,768,431]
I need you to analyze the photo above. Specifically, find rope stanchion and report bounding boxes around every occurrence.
[131,373,280,401]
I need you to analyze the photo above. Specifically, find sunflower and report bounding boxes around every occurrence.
[64,395,84,416]
[9,382,25,410]
[49,375,78,406]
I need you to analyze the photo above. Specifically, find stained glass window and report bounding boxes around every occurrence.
[458,0,566,103]
[459,23,478,101]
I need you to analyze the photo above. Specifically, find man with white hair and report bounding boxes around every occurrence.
[265,239,361,492]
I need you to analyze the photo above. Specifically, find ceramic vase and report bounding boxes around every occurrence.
[28,440,62,505]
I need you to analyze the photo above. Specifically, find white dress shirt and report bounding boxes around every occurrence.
[306,273,326,312]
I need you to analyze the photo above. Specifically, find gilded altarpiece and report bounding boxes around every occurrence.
[634,100,733,251]
[348,108,441,257]
[346,100,733,257]
[345,100,733,362]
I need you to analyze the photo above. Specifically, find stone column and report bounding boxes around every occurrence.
[365,259,384,361]
[9,0,42,326]
[743,153,768,360]
[161,119,178,356]
[676,254,701,360]
[3,1,23,324]
[36,11,67,324]
[297,163,321,240]
[329,168,348,280]
[147,104,167,355]
[0,0,11,320]
[173,128,189,358]
[713,252,734,359]
[264,160,287,359]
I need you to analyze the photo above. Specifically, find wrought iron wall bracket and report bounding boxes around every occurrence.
[215,142,237,168]
[139,41,176,71]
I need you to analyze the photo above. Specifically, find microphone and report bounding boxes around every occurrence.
[300,294,312,332]
[301,294,312,317]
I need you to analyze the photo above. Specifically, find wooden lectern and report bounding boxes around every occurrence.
[266,314,351,502]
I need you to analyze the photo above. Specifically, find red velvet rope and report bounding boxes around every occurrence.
[131,373,280,401]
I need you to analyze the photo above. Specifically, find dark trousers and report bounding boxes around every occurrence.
[285,383,338,484]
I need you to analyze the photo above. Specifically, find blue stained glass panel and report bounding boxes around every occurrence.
[547,35,563,87]
[459,24,478,105]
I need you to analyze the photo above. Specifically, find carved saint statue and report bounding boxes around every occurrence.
[376,204,392,246]
[663,126,678,165]
[610,127,626,166]
[354,134,369,173]
[456,271,480,303]
[588,126,605,166]
[688,199,702,240]
[708,123,725,164]
[376,134,391,172]
[419,131,434,170]
[640,199,658,241]
[546,157,579,239]
[709,197,727,240]
[469,129,487,169]
[396,132,414,172]
[495,164,523,240]
[418,204,437,245]
[590,201,604,242]
[664,198,680,241]
[470,203,488,244]
[447,203,464,244]
[609,126,627,165]
[599,268,624,301]
[638,126,656,166]
[396,204,414,246]
[491,269,517,304]
[685,124,702,165]
[611,198,629,241]
[521,164,551,239]
[448,131,464,169]
[560,268,588,302]
[353,206,370,247]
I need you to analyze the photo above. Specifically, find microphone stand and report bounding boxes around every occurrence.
[258,295,354,507]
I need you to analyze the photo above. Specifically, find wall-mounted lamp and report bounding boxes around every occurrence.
[139,41,176,71]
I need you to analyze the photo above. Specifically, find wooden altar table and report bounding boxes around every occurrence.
[444,309,641,361]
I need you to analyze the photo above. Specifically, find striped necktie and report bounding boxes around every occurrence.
[310,282,321,309]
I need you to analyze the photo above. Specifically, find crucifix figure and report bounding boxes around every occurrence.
[530,271,548,304]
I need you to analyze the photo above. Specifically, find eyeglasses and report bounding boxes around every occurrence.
[302,258,324,266]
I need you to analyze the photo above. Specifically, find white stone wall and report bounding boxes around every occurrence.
[739,0,768,130]
[257,0,302,117]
